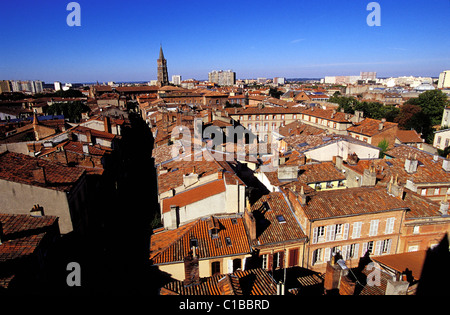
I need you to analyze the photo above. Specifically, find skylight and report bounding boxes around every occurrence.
[276,215,286,224]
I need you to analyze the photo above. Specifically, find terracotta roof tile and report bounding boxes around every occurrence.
[396,130,424,143]
[348,118,397,137]
[160,268,277,295]
[250,192,307,247]
[161,179,226,214]
[0,151,85,192]
[150,215,251,264]
[293,187,408,221]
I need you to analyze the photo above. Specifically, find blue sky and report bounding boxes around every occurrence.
[0,0,449,83]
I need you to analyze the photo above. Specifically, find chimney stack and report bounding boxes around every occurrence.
[30,204,44,216]
[183,250,200,287]
[169,205,179,229]
[361,164,377,187]
[299,186,307,206]
[442,159,450,172]
[244,206,256,242]
[440,194,449,216]
[404,154,418,174]
[82,143,89,155]
[86,129,93,144]
[104,116,111,133]
[385,278,409,295]
[32,166,47,185]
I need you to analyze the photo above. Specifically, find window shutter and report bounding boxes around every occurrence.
[324,248,331,262]
[227,259,234,273]
[343,223,349,240]
[279,251,285,269]
[326,225,336,242]
[375,241,382,256]
[386,239,392,254]
[385,218,395,234]
[354,244,359,258]
[312,227,318,244]
[352,222,362,239]
[362,242,368,257]
[342,245,349,260]
[267,253,273,271]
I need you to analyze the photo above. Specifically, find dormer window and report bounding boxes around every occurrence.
[207,216,220,239]
[276,215,286,224]
[190,238,198,248]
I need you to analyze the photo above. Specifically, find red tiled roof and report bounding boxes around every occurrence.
[0,151,85,192]
[396,130,423,143]
[372,250,427,280]
[347,118,397,137]
[298,162,346,184]
[295,187,408,221]
[250,192,307,247]
[301,107,352,123]
[0,213,58,288]
[160,268,277,295]
[72,125,116,141]
[150,215,251,264]
[161,179,226,214]
[345,155,450,185]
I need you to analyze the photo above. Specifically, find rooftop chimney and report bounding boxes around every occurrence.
[169,205,179,229]
[361,164,377,187]
[387,175,404,199]
[104,116,111,133]
[385,278,409,295]
[82,143,89,155]
[334,155,343,170]
[440,194,449,216]
[30,204,44,216]
[183,249,200,287]
[32,166,47,185]
[404,154,418,174]
[277,165,298,181]
[244,207,256,242]
[299,186,307,206]
[86,129,93,144]
[442,159,450,172]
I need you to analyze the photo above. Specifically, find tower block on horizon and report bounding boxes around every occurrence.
[157,45,169,87]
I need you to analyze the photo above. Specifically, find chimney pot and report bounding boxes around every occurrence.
[32,167,47,185]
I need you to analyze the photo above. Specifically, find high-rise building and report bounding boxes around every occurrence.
[54,81,62,91]
[438,70,450,89]
[157,45,169,87]
[0,80,12,93]
[273,77,286,85]
[10,80,43,93]
[172,75,182,86]
[208,70,236,86]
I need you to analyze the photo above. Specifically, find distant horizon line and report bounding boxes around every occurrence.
[7,75,440,86]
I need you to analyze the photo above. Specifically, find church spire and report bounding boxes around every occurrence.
[159,44,165,60]
[157,45,169,87]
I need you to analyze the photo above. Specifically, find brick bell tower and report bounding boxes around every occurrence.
[157,45,169,87]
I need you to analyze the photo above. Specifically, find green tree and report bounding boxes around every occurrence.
[377,138,390,158]
[269,87,283,99]
[404,90,449,126]
[45,101,89,122]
